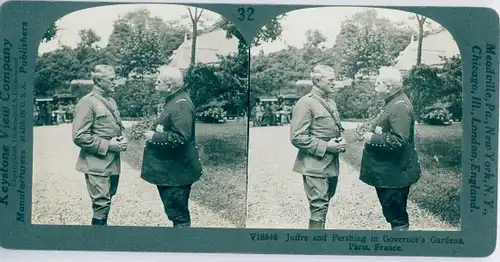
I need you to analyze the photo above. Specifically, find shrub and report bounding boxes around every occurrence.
[420,102,453,125]
[334,80,381,119]
[353,122,373,141]
[403,56,462,121]
[128,116,155,140]
[420,108,453,125]
[195,101,228,123]
[114,78,162,118]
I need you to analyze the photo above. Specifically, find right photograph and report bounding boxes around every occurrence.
[247,6,462,231]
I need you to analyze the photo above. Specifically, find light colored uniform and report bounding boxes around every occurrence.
[72,90,124,221]
[290,87,344,225]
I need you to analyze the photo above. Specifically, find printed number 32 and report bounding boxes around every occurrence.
[238,7,254,21]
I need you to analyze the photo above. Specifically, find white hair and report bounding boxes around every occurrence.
[310,64,335,83]
[376,67,403,89]
[157,65,184,87]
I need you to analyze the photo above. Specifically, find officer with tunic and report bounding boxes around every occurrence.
[290,65,347,229]
[140,66,203,228]
[359,67,421,231]
[72,65,127,226]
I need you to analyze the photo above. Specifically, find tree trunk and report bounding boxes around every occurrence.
[187,7,203,67]
[190,21,197,66]
[416,25,424,65]
[416,15,426,66]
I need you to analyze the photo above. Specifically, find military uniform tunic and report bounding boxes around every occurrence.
[140,89,202,227]
[140,90,203,187]
[73,91,123,176]
[359,90,421,188]
[290,87,343,178]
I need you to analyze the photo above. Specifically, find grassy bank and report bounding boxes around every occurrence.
[121,120,248,227]
[341,122,462,226]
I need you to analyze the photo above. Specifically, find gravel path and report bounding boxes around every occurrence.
[246,124,459,231]
[31,123,236,228]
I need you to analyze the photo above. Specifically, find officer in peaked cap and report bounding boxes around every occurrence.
[72,64,127,226]
[359,66,422,231]
[290,64,347,229]
[140,65,203,228]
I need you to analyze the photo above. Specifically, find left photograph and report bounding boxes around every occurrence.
[32,4,249,228]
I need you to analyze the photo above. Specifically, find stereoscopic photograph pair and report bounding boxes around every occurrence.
[0,0,498,258]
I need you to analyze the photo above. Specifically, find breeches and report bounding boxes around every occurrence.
[375,187,411,228]
[302,175,339,222]
[85,174,120,219]
[157,184,193,227]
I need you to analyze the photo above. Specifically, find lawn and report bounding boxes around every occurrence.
[341,122,463,226]
[121,120,248,228]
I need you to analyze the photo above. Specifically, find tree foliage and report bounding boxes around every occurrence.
[117,29,163,78]
[403,55,462,121]
[35,6,286,118]
[35,27,114,97]
[338,26,392,78]
[35,9,187,96]
[108,8,188,77]
[42,22,58,42]
[250,28,337,104]
[334,9,417,79]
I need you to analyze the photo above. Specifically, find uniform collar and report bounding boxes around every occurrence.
[164,88,185,103]
[384,89,404,105]
[311,86,329,99]
[92,86,108,98]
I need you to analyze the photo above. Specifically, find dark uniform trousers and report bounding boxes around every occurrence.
[303,176,339,226]
[85,174,120,225]
[375,186,410,230]
[157,184,192,227]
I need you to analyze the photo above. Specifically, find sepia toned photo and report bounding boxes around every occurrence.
[31,4,249,228]
[247,7,462,231]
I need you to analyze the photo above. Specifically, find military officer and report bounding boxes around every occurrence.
[290,65,347,229]
[140,66,203,228]
[359,66,421,231]
[72,65,127,226]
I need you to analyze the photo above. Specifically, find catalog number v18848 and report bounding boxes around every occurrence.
[249,233,279,241]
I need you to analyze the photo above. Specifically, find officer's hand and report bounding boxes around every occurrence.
[117,136,128,151]
[327,138,347,153]
[109,137,121,152]
[335,137,347,153]
[363,132,374,142]
[143,131,155,141]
